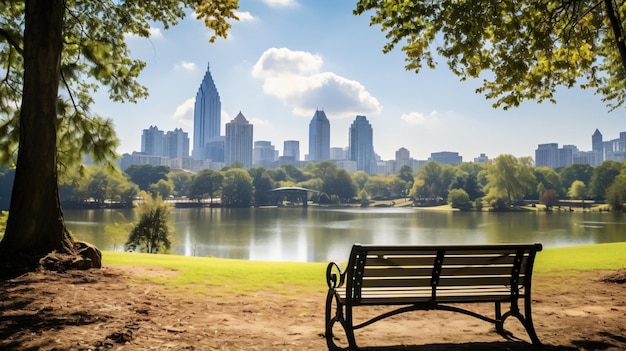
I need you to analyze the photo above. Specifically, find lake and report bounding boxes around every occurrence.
[64,207,626,262]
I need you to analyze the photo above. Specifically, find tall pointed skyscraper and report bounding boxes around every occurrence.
[192,63,222,160]
[308,109,330,161]
[225,112,253,168]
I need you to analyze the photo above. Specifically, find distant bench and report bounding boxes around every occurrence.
[325,243,543,350]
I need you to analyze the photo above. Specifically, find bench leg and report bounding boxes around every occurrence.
[495,301,542,347]
[325,290,358,350]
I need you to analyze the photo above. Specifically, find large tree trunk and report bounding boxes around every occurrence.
[0,0,75,272]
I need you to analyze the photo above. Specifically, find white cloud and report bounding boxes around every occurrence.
[148,27,163,39]
[235,11,256,21]
[124,26,163,40]
[263,0,298,7]
[172,98,195,127]
[401,110,438,125]
[175,61,197,71]
[252,47,382,118]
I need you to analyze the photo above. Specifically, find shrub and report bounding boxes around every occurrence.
[448,189,473,211]
[125,195,173,254]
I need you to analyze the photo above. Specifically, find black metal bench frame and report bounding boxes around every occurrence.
[325,243,543,350]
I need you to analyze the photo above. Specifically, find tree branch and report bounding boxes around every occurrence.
[0,27,24,55]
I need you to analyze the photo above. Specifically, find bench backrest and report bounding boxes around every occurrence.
[345,243,542,304]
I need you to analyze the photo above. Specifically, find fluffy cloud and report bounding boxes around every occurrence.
[148,27,163,39]
[175,61,197,71]
[263,0,298,7]
[401,110,438,125]
[172,98,195,127]
[125,26,163,40]
[251,48,381,118]
[234,11,256,21]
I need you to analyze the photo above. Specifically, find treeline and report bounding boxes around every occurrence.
[0,155,625,211]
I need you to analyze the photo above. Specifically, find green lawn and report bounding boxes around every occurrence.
[103,242,626,295]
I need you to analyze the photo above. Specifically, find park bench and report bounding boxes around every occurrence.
[325,243,543,350]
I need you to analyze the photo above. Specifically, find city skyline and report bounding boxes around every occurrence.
[93,1,624,163]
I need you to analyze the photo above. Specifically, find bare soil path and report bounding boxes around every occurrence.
[1,266,625,350]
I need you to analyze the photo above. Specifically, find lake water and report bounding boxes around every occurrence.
[64,207,626,262]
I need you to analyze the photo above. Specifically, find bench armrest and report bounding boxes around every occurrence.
[326,261,346,289]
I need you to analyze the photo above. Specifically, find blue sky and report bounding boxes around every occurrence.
[93,0,625,162]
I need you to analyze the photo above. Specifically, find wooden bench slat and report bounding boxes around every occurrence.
[363,254,530,266]
[361,275,523,288]
[363,265,525,277]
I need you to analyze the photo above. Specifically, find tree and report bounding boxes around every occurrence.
[221,168,253,208]
[589,160,622,199]
[168,171,193,197]
[485,155,536,204]
[355,0,626,110]
[328,169,358,203]
[125,165,170,191]
[249,167,274,206]
[416,162,447,199]
[125,195,172,254]
[188,169,224,204]
[568,180,588,208]
[148,179,174,199]
[540,189,559,211]
[352,170,370,191]
[605,163,626,211]
[560,163,594,190]
[365,175,391,199]
[0,0,238,272]
[534,167,564,198]
[448,188,473,211]
[397,165,415,191]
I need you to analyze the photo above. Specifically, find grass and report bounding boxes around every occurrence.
[104,251,327,297]
[103,242,626,296]
[534,242,626,272]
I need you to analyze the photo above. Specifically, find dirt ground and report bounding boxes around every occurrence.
[1,265,625,351]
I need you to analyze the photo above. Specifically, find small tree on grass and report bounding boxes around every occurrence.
[540,189,559,211]
[125,194,172,254]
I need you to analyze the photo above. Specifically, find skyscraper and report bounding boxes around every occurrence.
[193,63,221,160]
[308,109,330,161]
[283,140,300,161]
[225,112,253,168]
[141,125,165,156]
[165,128,190,159]
[349,115,376,174]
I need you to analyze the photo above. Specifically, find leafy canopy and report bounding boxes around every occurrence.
[355,0,626,110]
[0,0,239,166]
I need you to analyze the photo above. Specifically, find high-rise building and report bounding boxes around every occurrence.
[225,112,253,168]
[330,147,349,160]
[592,129,603,153]
[349,115,376,174]
[473,153,489,163]
[395,147,410,161]
[193,63,221,160]
[283,140,300,161]
[141,125,165,156]
[253,141,277,167]
[165,128,190,159]
[534,143,559,167]
[308,109,330,161]
[429,151,462,165]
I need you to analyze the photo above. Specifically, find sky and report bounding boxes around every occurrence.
[92,0,625,163]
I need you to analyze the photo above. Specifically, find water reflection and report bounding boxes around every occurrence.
[64,207,626,262]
